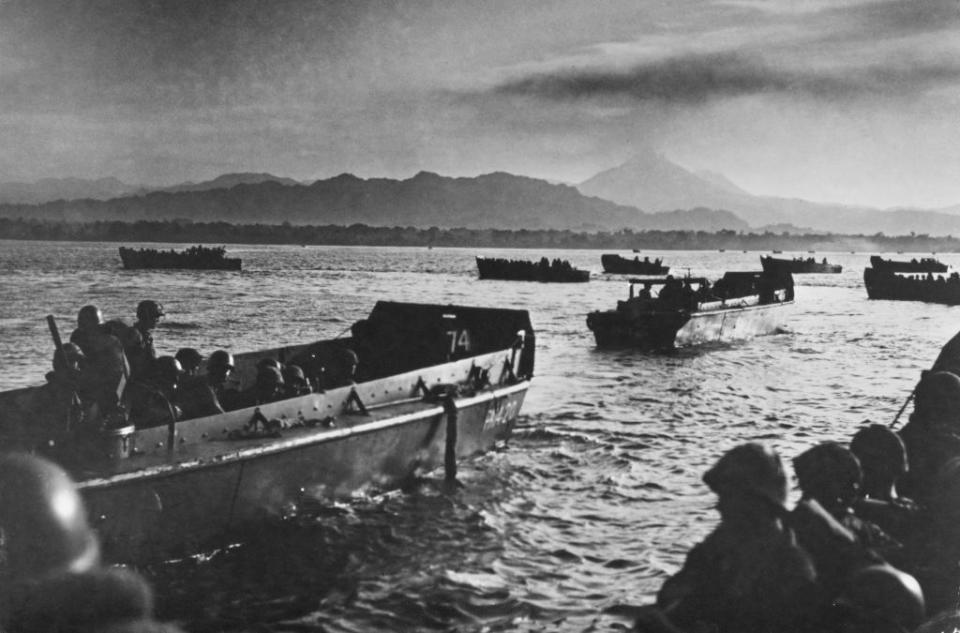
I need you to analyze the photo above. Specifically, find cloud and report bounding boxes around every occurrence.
[489,47,960,104]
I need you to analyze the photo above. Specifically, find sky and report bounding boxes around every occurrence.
[2,0,960,208]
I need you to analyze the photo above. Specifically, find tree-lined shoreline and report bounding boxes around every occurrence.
[1,217,957,253]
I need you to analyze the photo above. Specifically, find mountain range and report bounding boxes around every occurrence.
[577,150,960,235]
[3,155,960,235]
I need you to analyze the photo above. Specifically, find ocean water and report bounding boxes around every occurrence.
[0,240,955,632]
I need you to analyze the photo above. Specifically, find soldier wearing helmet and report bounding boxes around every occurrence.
[205,350,242,411]
[123,355,182,428]
[638,443,820,633]
[129,299,165,380]
[282,364,312,398]
[176,348,229,420]
[792,442,902,581]
[0,453,185,632]
[850,424,919,543]
[898,370,960,501]
[174,347,203,376]
[68,305,129,424]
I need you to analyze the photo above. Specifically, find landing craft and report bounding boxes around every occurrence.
[0,301,535,564]
[587,271,793,350]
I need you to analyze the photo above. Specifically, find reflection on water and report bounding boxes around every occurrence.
[0,241,955,631]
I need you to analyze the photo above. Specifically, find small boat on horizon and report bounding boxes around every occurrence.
[119,245,242,271]
[760,255,842,274]
[475,256,589,282]
[600,253,669,275]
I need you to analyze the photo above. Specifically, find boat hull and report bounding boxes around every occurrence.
[79,381,526,563]
[587,300,792,349]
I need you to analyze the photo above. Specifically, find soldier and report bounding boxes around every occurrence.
[174,347,203,376]
[850,424,918,542]
[793,442,902,563]
[636,443,821,633]
[175,348,225,420]
[129,300,165,380]
[68,305,128,424]
[898,370,960,502]
[206,350,241,411]
[123,356,182,428]
[282,364,312,398]
[0,453,185,633]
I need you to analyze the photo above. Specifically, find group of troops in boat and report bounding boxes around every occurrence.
[635,332,960,633]
[16,299,358,453]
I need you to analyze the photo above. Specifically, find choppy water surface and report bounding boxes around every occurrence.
[0,241,955,632]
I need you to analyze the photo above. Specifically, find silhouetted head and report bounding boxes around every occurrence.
[0,453,100,580]
[77,305,103,331]
[703,442,789,512]
[794,442,862,509]
[153,356,182,387]
[851,424,908,496]
[135,300,164,327]
[913,371,960,429]
[175,348,203,375]
[206,350,234,383]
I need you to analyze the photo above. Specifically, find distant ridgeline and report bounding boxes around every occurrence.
[0,217,959,252]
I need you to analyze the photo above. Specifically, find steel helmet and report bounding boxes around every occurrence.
[256,357,281,371]
[913,371,960,425]
[136,300,165,321]
[174,348,203,373]
[208,350,234,370]
[77,305,103,329]
[256,365,284,387]
[282,364,306,383]
[850,423,908,477]
[703,442,788,507]
[836,564,925,630]
[154,356,182,383]
[793,442,863,505]
[0,453,100,580]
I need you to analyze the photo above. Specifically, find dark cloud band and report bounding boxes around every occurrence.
[493,51,960,103]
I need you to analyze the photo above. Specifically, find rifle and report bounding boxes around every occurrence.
[47,314,66,368]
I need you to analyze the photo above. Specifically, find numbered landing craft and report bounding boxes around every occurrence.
[0,301,535,564]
